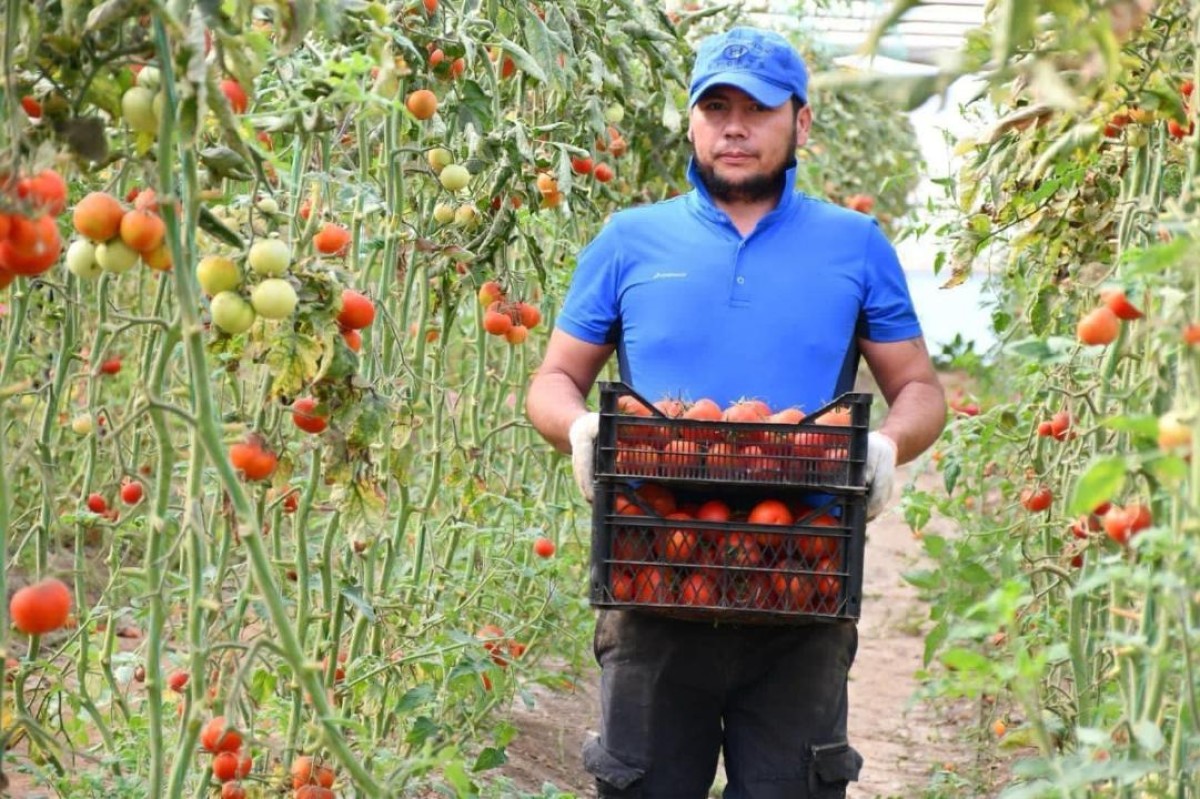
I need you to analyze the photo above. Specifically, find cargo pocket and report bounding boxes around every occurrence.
[807,741,863,797]
[583,735,645,796]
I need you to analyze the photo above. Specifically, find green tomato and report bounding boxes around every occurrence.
[66,239,102,279]
[439,164,471,192]
[197,255,242,295]
[210,291,256,334]
[251,278,298,319]
[136,66,161,92]
[427,148,453,174]
[95,239,141,273]
[248,238,291,276]
[121,86,159,134]
[453,204,479,228]
[604,103,625,125]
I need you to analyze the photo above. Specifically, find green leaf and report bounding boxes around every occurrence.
[340,584,377,624]
[1123,237,1192,276]
[902,569,940,590]
[923,619,948,666]
[498,36,547,83]
[1104,414,1159,439]
[921,533,947,558]
[264,332,323,399]
[960,563,994,585]
[472,746,508,772]
[943,460,961,495]
[396,684,435,714]
[1068,457,1127,515]
[942,646,989,673]
[406,716,440,746]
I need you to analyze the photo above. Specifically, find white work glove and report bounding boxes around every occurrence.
[568,412,600,502]
[865,432,898,521]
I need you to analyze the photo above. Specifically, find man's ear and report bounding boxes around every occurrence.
[795,104,813,147]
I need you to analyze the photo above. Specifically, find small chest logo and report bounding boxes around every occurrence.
[652,272,688,280]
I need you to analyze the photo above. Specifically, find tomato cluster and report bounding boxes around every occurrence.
[1077,287,1143,347]
[603,482,847,616]
[199,716,252,796]
[610,394,855,486]
[477,280,540,345]
[0,169,68,285]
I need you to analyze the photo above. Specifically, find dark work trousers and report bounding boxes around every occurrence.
[582,609,863,799]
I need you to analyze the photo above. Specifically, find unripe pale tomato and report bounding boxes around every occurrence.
[95,239,141,274]
[210,291,256,334]
[439,164,470,192]
[66,239,102,279]
[121,86,159,134]
[136,66,161,91]
[453,204,479,227]
[427,148,453,173]
[197,255,241,295]
[248,238,290,276]
[433,203,456,224]
[250,278,298,319]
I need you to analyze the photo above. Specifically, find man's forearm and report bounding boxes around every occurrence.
[877,379,947,465]
[526,371,591,455]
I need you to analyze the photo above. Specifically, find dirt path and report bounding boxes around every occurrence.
[496,461,974,798]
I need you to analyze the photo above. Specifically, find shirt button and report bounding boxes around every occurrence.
[736,276,745,285]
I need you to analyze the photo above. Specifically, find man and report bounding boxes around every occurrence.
[525,25,946,799]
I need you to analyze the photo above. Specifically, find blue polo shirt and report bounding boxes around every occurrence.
[557,160,922,414]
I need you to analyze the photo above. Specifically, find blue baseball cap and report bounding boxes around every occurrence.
[688,27,809,109]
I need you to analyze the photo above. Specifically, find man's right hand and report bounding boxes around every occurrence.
[568,412,600,502]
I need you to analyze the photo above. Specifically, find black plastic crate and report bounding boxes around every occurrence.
[589,480,867,623]
[594,382,872,491]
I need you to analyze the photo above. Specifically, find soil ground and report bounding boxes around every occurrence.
[494,460,981,798]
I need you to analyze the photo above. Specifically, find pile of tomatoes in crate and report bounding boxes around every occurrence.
[599,480,851,617]
[606,394,858,485]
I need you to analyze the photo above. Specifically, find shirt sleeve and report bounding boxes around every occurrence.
[556,217,623,345]
[856,221,923,343]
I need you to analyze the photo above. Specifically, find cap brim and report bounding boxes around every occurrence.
[689,74,793,108]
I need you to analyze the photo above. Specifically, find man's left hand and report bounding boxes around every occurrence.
[865,432,898,520]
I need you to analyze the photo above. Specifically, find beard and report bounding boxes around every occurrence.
[693,157,791,203]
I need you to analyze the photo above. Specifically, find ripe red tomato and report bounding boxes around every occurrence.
[771,562,816,610]
[18,170,68,215]
[212,751,241,783]
[87,493,108,513]
[678,572,719,606]
[660,513,698,563]
[313,222,351,256]
[120,481,144,505]
[694,499,731,522]
[220,78,249,114]
[166,669,189,692]
[632,566,672,604]
[1099,287,1143,320]
[337,289,376,330]
[1049,410,1072,441]
[294,787,336,799]
[1077,306,1120,346]
[229,439,277,481]
[291,756,336,789]
[200,716,243,754]
[0,214,62,276]
[220,783,246,799]
[1020,486,1053,512]
[610,567,635,601]
[533,537,555,558]
[10,578,72,635]
[291,397,328,434]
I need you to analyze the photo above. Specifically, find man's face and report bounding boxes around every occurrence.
[688,85,811,203]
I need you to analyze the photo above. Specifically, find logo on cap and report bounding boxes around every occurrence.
[723,44,748,59]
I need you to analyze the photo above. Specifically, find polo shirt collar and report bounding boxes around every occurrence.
[684,156,801,232]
